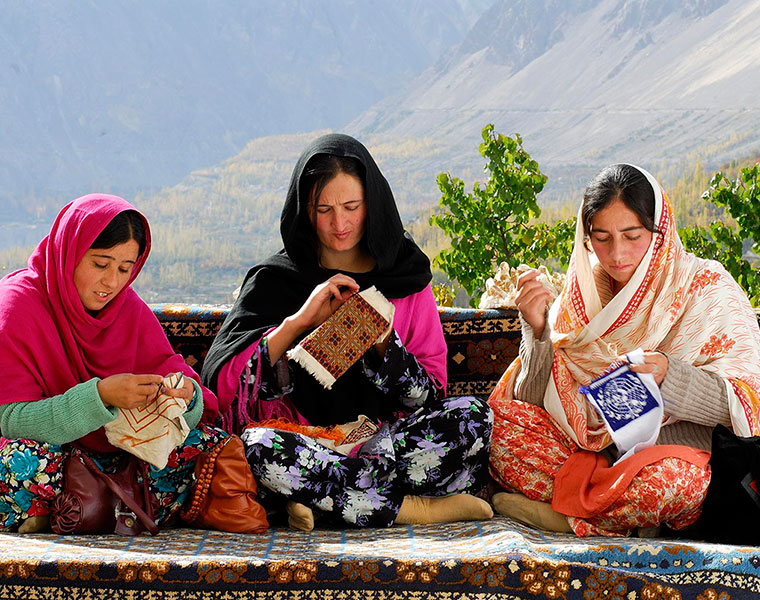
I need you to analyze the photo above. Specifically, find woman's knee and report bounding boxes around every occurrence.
[429,395,493,441]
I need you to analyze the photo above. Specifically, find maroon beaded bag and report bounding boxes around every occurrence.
[50,449,158,536]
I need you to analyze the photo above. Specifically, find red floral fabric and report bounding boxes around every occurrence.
[489,400,710,537]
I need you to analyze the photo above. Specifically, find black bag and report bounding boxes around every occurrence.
[696,424,760,545]
[49,449,158,536]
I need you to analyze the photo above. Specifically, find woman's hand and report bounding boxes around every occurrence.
[627,351,669,386]
[161,374,195,407]
[373,318,395,358]
[515,269,553,339]
[288,274,360,332]
[97,373,164,409]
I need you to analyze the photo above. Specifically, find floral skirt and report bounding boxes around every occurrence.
[0,423,227,532]
[489,399,711,537]
[244,395,493,528]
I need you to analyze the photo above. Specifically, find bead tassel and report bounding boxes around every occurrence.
[180,436,231,523]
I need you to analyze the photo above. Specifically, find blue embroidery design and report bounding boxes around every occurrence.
[580,364,658,432]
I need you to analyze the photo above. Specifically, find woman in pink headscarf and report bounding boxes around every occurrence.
[0,194,226,532]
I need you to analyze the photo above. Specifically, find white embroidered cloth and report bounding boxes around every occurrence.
[104,372,190,469]
[580,349,663,464]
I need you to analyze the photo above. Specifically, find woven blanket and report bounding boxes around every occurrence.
[1,517,759,599]
[287,286,394,389]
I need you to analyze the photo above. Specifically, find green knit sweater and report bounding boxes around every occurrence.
[0,378,204,446]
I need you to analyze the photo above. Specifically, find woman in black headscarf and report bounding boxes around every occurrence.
[202,133,493,530]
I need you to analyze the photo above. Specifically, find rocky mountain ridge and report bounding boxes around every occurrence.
[0,0,487,209]
[347,0,760,196]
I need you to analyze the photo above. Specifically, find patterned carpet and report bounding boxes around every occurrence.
[2,305,751,598]
[1,517,759,599]
[151,303,522,399]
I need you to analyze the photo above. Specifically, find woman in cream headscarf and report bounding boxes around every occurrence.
[488,164,760,537]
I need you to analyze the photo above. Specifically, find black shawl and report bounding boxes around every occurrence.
[202,134,431,424]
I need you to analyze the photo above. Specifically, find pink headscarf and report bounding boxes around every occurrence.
[0,194,218,451]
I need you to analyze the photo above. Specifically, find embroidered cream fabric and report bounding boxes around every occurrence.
[104,372,190,469]
[478,263,565,309]
[324,415,380,456]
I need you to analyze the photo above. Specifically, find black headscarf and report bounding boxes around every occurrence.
[202,134,431,425]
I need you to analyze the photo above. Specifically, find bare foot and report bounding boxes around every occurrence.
[286,501,315,532]
[395,494,493,525]
[492,492,572,533]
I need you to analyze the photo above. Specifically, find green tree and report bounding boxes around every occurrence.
[679,163,760,305]
[429,124,575,306]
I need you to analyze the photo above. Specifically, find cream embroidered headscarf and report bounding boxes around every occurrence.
[490,165,760,450]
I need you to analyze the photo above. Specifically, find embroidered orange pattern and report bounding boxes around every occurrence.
[689,270,721,294]
[555,264,587,334]
[669,287,686,318]
[489,401,709,537]
[700,334,736,359]
[729,380,755,433]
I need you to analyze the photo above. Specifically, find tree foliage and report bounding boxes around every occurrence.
[679,163,760,305]
[429,125,760,308]
[429,124,575,306]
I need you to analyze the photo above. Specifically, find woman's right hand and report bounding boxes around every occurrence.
[515,269,552,339]
[97,373,165,409]
[288,274,360,332]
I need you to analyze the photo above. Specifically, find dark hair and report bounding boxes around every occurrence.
[581,164,660,237]
[90,210,147,257]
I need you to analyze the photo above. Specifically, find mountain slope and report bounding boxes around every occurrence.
[347,0,760,196]
[5,0,759,304]
[0,0,488,207]
[128,0,760,303]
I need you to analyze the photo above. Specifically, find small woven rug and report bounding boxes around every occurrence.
[287,286,393,389]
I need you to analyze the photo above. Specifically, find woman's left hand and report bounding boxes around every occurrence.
[162,375,195,407]
[627,351,669,386]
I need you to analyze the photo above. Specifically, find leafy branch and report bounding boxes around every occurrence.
[429,124,574,305]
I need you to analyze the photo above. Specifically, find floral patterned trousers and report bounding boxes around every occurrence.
[489,399,711,537]
[243,395,493,528]
[0,423,227,532]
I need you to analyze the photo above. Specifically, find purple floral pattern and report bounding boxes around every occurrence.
[244,395,492,528]
[253,331,439,412]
